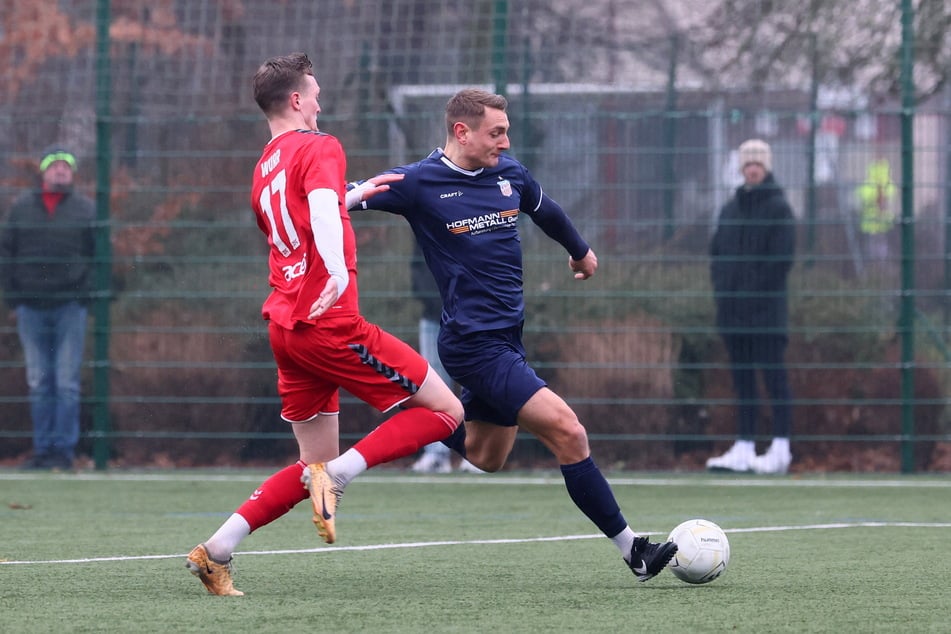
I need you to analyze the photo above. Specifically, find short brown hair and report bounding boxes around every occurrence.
[252,52,314,115]
[445,89,508,135]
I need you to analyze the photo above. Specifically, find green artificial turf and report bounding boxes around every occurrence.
[1,470,949,633]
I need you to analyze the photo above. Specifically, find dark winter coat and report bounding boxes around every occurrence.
[0,187,97,309]
[710,173,795,334]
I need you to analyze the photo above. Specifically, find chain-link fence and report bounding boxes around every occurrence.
[1,0,949,471]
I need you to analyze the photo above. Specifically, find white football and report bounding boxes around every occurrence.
[667,519,730,584]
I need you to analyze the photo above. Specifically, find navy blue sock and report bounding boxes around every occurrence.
[440,423,467,458]
[560,457,628,538]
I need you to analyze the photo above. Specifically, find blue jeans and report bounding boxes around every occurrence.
[16,302,88,460]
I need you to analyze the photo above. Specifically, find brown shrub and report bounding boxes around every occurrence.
[532,315,680,468]
[531,318,946,472]
[109,307,267,465]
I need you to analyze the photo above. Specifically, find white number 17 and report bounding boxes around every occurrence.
[258,168,300,257]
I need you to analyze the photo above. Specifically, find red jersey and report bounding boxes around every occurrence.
[250,130,359,328]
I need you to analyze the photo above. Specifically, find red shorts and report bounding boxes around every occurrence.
[268,315,429,422]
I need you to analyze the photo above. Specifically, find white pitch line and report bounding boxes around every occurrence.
[3,522,950,566]
[725,521,951,533]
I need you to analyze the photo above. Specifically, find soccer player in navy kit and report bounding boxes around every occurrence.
[352,88,677,581]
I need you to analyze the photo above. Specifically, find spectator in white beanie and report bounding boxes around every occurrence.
[738,138,772,173]
[707,138,796,474]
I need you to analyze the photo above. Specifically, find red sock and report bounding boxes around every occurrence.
[235,461,309,532]
[353,409,457,468]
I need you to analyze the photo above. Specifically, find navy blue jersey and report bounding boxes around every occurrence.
[362,149,587,335]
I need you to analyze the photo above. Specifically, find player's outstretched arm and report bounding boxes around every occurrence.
[570,249,598,280]
[345,173,405,210]
[530,194,591,271]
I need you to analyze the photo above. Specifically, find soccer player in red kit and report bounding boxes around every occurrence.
[185,52,463,596]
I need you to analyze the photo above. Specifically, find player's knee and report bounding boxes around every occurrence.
[429,382,464,425]
[566,420,589,446]
[418,388,464,428]
[551,417,589,454]
[433,406,463,433]
[469,451,506,473]
[444,399,464,427]
[478,460,505,473]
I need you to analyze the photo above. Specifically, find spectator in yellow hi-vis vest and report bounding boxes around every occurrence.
[856,158,896,260]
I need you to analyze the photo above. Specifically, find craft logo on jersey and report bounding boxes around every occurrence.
[446,209,518,236]
[497,178,512,197]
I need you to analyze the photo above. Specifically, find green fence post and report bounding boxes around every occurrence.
[944,84,951,337]
[491,0,508,98]
[93,0,113,471]
[805,32,818,268]
[899,0,916,474]
[662,33,679,241]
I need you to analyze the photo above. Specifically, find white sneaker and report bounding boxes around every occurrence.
[457,458,485,474]
[749,442,792,475]
[706,441,755,472]
[411,451,451,474]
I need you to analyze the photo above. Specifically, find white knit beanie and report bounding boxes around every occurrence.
[738,139,772,172]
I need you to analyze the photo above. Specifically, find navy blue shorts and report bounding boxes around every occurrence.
[438,324,546,427]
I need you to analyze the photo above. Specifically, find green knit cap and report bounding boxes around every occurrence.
[39,146,77,172]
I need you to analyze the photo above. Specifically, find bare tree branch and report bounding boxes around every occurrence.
[692,0,950,101]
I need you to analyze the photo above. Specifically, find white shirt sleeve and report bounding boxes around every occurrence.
[307,188,349,298]
[345,181,372,210]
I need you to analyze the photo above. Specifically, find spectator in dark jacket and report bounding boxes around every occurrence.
[0,145,97,470]
[707,139,795,474]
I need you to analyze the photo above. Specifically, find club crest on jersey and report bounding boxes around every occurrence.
[497,179,512,197]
